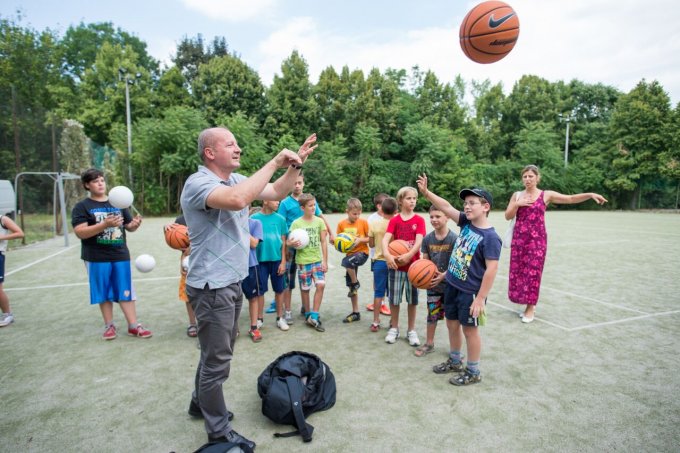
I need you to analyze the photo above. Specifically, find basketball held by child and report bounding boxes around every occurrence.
[135,254,156,273]
[387,239,410,257]
[164,223,189,250]
[108,186,134,209]
[289,228,310,250]
[459,1,520,64]
[334,232,356,253]
[407,259,438,289]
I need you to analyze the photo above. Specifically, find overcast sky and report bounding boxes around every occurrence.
[5,0,680,105]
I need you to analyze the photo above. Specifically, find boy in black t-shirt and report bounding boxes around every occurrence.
[414,206,458,357]
[71,168,152,340]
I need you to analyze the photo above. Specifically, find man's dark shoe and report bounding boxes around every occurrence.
[188,399,233,421]
[208,429,256,450]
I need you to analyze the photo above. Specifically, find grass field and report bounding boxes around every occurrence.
[1,211,679,452]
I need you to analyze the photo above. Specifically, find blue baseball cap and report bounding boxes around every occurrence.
[459,188,493,208]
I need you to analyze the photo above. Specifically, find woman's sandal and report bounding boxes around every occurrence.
[414,343,434,357]
[187,324,198,337]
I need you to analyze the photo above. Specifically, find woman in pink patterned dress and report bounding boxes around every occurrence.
[504,165,608,323]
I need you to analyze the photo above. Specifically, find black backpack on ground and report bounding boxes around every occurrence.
[257,351,336,442]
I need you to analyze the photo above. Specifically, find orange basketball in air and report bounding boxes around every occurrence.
[460,1,520,64]
[407,259,438,289]
[387,239,410,257]
[164,223,189,250]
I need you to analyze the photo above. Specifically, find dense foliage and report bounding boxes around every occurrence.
[1,14,678,214]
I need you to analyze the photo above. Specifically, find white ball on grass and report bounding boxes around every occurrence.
[108,186,134,209]
[135,254,156,273]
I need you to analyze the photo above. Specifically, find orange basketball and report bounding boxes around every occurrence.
[407,259,438,289]
[164,223,189,250]
[387,239,410,257]
[459,1,520,64]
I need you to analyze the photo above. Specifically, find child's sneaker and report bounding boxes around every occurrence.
[380,303,391,316]
[432,358,465,374]
[342,312,361,323]
[256,319,264,330]
[449,368,482,386]
[369,322,380,332]
[128,323,153,338]
[284,310,294,325]
[0,313,15,327]
[406,330,420,347]
[276,318,290,331]
[306,316,325,332]
[102,324,117,340]
[265,300,277,314]
[385,327,399,344]
[366,303,374,311]
[249,328,262,342]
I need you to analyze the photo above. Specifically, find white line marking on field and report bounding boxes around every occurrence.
[5,245,79,277]
[566,310,680,331]
[495,274,647,314]
[551,239,631,247]
[5,276,179,292]
[487,301,571,331]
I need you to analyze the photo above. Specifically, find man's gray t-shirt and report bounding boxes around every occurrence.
[180,165,249,289]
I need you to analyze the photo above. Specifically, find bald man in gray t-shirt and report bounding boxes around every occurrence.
[181,127,317,447]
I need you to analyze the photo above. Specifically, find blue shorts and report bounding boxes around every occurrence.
[0,252,5,283]
[443,283,483,327]
[285,248,296,290]
[85,261,136,305]
[257,260,285,294]
[372,260,388,298]
[388,269,418,306]
[297,262,325,291]
[241,265,263,299]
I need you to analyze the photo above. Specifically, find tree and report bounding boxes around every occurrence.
[60,22,158,83]
[122,106,207,213]
[501,75,559,149]
[192,54,265,125]
[263,50,316,143]
[172,34,230,87]
[607,80,673,208]
[79,42,153,147]
[58,119,91,205]
[153,66,191,111]
[313,66,344,141]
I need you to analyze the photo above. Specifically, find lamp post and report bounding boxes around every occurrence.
[558,112,575,168]
[118,68,142,187]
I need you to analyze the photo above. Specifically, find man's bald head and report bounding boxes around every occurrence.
[197,127,231,161]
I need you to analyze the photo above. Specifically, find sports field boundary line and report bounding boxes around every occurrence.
[495,274,646,314]
[5,276,179,292]
[488,300,571,331]
[566,310,680,331]
[5,245,79,277]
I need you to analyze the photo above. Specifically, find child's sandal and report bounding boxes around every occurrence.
[414,343,434,357]
[187,324,198,337]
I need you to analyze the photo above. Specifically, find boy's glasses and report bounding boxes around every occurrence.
[462,201,481,207]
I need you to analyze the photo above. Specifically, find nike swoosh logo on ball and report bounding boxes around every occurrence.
[488,13,515,28]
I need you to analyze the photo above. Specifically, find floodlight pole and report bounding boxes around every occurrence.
[119,68,140,188]
[124,79,133,186]
[559,112,575,168]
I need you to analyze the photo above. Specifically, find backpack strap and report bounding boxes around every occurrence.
[273,375,314,442]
